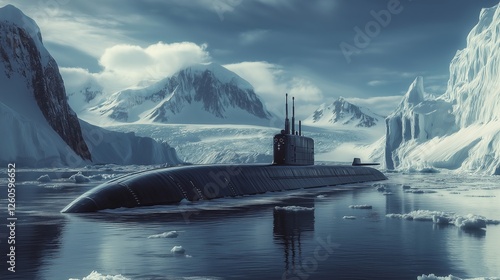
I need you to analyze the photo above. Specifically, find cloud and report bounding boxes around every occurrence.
[224,61,323,118]
[239,29,269,45]
[367,80,388,87]
[61,41,210,94]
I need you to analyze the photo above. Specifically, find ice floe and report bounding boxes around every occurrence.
[148,231,179,238]
[69,171,91,183]
[386,210,500,230]
[69,270,131,280]
[274,206,314,212]
[343,216,356,220]
[417,274,500,280]
[171,245,186,254]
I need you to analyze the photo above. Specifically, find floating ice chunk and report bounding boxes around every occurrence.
[417,274,500,280]
[37,174,51,182]
[454,214,486,230]
[69,171,90,183]
[376,185,386,192]
[88,174,104,180]
[317,194,326,198]
[148,231,179,238]
[387,210,498,231]
[343,216,356,220]
[387,210,453,221]
[69,270,131,280]
[383,192,393,195]
[349,205,372,209]
[171,245,185,254]
[432,215,452,225]
[486,219,500,225]
[274,206,314,212]
[417,274,460,280]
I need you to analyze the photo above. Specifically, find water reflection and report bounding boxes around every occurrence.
[273,200,315,275]
[0,184,67,280]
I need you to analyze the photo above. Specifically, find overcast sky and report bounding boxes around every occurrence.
[2,0,498,118]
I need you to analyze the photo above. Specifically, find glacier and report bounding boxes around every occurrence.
[381,4,500,175]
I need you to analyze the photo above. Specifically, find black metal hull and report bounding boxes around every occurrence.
[62,164,387,213]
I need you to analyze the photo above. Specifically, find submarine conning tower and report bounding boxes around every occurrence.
[273,94,314,166]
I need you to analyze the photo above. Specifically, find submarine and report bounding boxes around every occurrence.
[62,94,387,213]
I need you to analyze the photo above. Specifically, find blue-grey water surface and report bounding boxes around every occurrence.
[1,169,499,280]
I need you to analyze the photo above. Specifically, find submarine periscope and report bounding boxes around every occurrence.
[62,94,387,213]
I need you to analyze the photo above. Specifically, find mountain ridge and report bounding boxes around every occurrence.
[304,97,384,129]
[70,63,274,126]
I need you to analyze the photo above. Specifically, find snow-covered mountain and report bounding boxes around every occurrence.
[0,4,91,166]
[304,97,384,128]
[65,71,104,115]
[74,63,273,126]
[0,4,181,167]
[382,4,500,175]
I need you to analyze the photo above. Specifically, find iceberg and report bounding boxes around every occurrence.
[381,4,500,175]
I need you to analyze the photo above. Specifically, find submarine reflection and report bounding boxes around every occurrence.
[273,200,315,274]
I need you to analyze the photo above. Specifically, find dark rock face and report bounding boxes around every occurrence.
[0,21,91,161]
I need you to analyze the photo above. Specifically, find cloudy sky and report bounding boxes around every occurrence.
[2,0,498,118]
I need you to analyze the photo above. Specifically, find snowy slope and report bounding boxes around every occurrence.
[74,63,273,126]
[381,4,500,175]
[302,97,386,163]
[0,4,91,166]
[304,97,384,129]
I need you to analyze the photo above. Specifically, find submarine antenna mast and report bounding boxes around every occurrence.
[299,120,302,136]
[285,94,290,134]
[292,97,295,135]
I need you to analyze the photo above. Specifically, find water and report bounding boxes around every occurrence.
[1,168,499,280]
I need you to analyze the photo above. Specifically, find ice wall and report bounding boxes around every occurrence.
[384,4,500,174]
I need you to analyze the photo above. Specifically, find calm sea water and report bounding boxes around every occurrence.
[1,168,499,280]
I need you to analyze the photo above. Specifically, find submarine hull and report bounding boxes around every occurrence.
[62,164,387,213]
